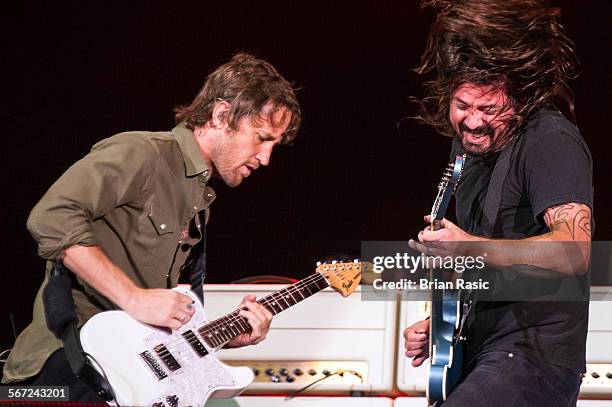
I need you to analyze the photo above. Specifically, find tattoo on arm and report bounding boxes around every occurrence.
[543,203,592,240]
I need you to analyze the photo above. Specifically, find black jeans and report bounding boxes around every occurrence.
[441,350,582,406]
[20,348,107,404]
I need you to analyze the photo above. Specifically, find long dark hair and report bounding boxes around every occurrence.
[414,0,579,151]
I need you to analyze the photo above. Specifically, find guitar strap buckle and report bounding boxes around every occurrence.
[455,301,473,342]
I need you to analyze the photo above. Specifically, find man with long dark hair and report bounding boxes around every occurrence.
[404,1,592,405]
[3,52,301,402]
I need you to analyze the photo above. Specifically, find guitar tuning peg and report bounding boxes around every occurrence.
[353,259,359,263]
[316,261,322,266]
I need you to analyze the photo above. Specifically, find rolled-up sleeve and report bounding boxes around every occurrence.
[27,133,157,259]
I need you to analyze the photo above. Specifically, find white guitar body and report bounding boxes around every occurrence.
[79,286,253,407]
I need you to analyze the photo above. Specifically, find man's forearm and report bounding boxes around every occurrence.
[462,203,591,277]
[61,244,140,310]
[469,229,590,277]
[61,244,196,330]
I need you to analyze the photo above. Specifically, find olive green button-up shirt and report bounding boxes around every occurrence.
[3,123,215,383]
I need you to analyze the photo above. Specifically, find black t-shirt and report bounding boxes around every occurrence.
[450,108,593,372]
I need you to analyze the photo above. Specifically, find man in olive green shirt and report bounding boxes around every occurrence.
[3,52,301,401]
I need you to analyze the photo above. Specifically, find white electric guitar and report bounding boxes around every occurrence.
[79,260,367,407]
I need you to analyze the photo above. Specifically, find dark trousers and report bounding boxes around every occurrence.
[441,350,582,406]
[21,348,107,404]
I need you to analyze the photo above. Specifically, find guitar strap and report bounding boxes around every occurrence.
[179,210,207,302]
[480,140,516,237]
[462,139,517,329]
[43,262,113,401]
[42,212,208,401]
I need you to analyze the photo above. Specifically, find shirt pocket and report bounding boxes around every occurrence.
[148,202,176,235]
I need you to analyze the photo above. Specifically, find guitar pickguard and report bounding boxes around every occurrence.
[80,262,367,407]
[141,305,236,407]
[80,287,240,407]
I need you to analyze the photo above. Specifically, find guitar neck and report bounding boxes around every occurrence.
[197,273,330,348]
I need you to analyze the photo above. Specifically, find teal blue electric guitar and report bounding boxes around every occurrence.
[427,154,466,403]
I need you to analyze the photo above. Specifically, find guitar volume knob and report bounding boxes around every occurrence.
[166,395,179,407]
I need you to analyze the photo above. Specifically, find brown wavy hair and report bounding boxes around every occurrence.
[414,0,579,151]
[175,52,301,144]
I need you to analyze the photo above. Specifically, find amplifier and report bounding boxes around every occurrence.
[205,397,612,407]
[203,284,398,395]
[582,363,612,397]
[396,286,612,398]
[205,396,393,406]
[393,397,612,406]
[395,299,429,395]
[581,286,612,397]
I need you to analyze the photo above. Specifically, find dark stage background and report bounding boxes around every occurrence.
[5,1,611,349]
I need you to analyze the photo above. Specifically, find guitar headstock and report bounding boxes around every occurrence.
[430,154,466,223]
[316,260,370,297]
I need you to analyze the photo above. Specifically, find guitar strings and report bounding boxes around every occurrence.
[199,272,326,336]
[156,267,354,358]
[157,271,332,357]
[158,272,329,356]
[199,265,354,338]
[195,274,325,344]
[156,266,356,359]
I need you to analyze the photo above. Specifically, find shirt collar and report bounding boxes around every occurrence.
[172,122,212,177]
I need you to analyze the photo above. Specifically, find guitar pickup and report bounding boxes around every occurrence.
[139,350,168,380]
[154,344,181,372]
[182,330,209,357]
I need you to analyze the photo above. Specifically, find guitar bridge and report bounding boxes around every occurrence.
[139,350,168,380]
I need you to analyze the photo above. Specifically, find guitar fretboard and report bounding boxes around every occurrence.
[197,273,329,348]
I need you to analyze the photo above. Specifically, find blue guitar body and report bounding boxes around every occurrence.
[427,288,463,402]
[426,154,466,403]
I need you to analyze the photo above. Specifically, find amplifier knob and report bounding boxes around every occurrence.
[322,369,331,376]
[279,368,288,376]
[293,368,304,376]
[252,367,261,376]
[271,375,281,383]
[308,369,317,375]
[591,372,600,379]
[606,372,612,379]
[286,375,296,383]
[266,368,275,376]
